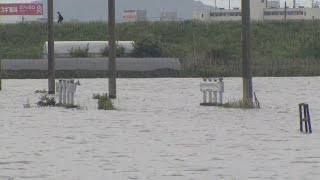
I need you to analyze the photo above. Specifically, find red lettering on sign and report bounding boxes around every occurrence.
[0,3,43,15]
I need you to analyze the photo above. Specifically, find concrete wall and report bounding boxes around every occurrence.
[250,0,266,21]
[1,58,181,72]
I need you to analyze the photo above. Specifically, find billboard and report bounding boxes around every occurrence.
[123,10,137,22]
[0,3,43,15]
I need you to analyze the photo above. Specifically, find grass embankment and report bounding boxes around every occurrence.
[1,20,320,77]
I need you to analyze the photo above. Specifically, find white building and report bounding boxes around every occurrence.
[193,0,320,21]
[122,9,147,22]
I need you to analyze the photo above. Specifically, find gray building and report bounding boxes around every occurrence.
[160,11,178,21]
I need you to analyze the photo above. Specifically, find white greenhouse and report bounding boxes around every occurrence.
[42,41,134,58]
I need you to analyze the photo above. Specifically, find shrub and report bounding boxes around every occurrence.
[68,43,89,57]
[36,95,56,107]
[93,93,115,110]
[131,34,164,57]
[223,99,256,109]
[100,43,126,57]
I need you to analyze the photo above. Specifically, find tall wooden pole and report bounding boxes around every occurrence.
[47,0,55,94]
[241,0,253,102]
[284,1,287,19]
[0,59,2,91]
[108,0,116,99]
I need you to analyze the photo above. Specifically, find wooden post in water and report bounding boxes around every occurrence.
[108,0,116,99]
[0,59,2,91]
[47,0,55,94]
[241,0,253,102]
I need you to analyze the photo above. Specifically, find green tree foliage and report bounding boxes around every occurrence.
[131,34,164,57]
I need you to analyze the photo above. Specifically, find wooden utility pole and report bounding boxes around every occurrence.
[47,0,55,94]
[284,1,287,19]
[0,59,2,91]
[108,0,116,99]
[193,32,198,76]
[241,0,253,102]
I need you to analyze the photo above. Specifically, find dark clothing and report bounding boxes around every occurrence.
[57,12,63,24]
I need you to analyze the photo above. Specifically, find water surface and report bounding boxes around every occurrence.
[0,77,320,180]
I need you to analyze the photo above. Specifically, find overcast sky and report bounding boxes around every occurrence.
[53,0,315,21]
[51,0,208,21]
[2,0,315,22]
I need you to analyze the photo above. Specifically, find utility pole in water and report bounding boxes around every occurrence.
[47,0,55,94]
[108,0,116,99]
[0,59,2,91]
[241,0,253,102]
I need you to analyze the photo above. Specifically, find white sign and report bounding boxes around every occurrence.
[200,82,218,91]
[123,10,137,22]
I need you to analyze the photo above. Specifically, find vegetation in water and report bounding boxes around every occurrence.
[93,93,115,110]
[36,95,56,107]
[223,99,256,109]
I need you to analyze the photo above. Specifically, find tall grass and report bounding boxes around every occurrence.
[1,20,320,76]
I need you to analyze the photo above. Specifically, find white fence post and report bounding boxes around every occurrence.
[59,79,62,104]
[66,80,71,105]
[70,79,76,106]
[218,78,224,104]
[56,79,78,107]
[62,80,67,105]
[200,77,224,106]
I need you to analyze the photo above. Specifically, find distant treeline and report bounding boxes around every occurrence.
[0,20,320,77]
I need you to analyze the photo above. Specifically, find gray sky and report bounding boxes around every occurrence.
[52,0,209,22]
[5,0,313,22]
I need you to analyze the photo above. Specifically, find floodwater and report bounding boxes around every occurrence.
[1,77,320,180]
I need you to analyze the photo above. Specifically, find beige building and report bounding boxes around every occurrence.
[193,0,320,21]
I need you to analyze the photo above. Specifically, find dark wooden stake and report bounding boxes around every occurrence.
[48,0,55,94]
[242,0,253,102]
[108,0,116,99]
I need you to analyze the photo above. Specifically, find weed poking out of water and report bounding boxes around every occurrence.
[36,95,56,107]
[34,89,47,94]
[93,93,115,110]
[23,98,31,108]
[223,99,257,109]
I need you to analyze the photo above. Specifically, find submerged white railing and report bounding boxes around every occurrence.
[56,79,78,106]
[200,78,224,105]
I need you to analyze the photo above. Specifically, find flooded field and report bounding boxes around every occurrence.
[1,77,320,180]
